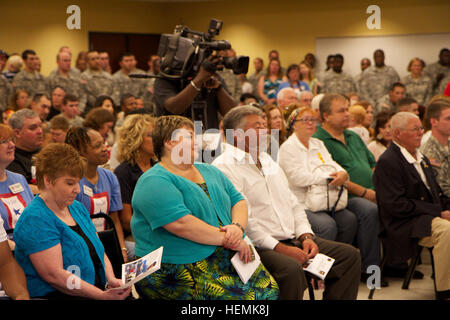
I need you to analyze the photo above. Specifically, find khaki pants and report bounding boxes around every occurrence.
[419,217,450,292]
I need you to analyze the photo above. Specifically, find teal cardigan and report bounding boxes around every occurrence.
[14,197,106,298]
[131,162,244,264]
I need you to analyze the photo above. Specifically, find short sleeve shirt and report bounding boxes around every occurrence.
[75,167,122,231]
[313,126,376,191]
[0,170,34,232]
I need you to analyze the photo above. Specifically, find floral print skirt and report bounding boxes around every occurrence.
[134,246,279,300]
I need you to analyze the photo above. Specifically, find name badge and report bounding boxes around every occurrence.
[9,183,24,194]
[83,185,94,197]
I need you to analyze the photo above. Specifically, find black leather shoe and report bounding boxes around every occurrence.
[361,272,389,287]
[382,266,424,279]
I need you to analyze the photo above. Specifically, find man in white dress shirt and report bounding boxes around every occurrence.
[212,105,361,300]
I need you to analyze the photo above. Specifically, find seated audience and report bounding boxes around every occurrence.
[279,107,357,245]
[276,64,310,94]
[83,108,115,148]
[367,111,393,161]
[277,87,299,115]
[0,215,29,300]
[131,115,279,300]
[13,143,130,299]
[264,104,286,159]
[299,61,319,95]
[358,100,375,136]
[7,109,43,193]
[49,115,70,144]
[420,99,450,197]
[0,124,34,250]
[258,59,287,105]
[60,94,84,128]
[299,91,313,108]
[373,112,450,300]
[114,114,156,260]
[47,86,66,121]
[397,97,420,117]
[115,93,138,132]
[213,105,361,300]
[8,89,29,111]
[239,93,259,106]
[93,95,116,115]
[313,94,384,284]
[375,82,406,115]
[347,105,370,144]
[65,127,127,262]
[30,93,51,123]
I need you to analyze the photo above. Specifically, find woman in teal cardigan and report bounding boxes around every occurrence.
[13,143,130,300]
[131,115,279,300]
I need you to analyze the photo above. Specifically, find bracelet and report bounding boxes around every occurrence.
[361,188,367,198]
[121,247,128,252]
[231,222,245,234]
[190,80,201,92]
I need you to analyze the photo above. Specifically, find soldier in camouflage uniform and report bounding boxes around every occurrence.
[46,51,86,112]
[111,53,148,107]
[420,101,450,196]
[438,74,450,95]
[354,58,371,94]
[12,49,48,97]
[424,48,450,96]
[0,74,12,111]
[321,54,356,95]
[359,50,400,106]
[375,82,406,115]
[80,51,114,114]
[217,68,242,102]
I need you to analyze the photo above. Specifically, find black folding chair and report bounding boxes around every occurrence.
[368,244,436,299]
[90,213,124,279]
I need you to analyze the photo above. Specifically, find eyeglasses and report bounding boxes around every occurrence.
[295,118,317,123]
[0,137,13,145]
[402,126,424,133]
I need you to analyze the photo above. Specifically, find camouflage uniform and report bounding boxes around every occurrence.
[438,74,450,95]
[420,135,450,197]
[12,69,48,97]
[0,75,13,111]
[359,65,400,106]
[402,74,433,106]
[354,72,364,95]
[247,71,263,98]
[321,70,356,95]
[424,61,450,96]
[374,94,396,115]
[46,70,86,112]
[80,68,114,112]
[111,68,148,106]
[217,69,242,102]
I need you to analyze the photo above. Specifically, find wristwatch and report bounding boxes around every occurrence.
[300,234,316,244]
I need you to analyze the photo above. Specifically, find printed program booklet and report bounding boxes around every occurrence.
[231,236,261,284]
[114,246,163,289]
[302,253,335,280]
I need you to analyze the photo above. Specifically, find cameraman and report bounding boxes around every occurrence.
[153,55,237,130]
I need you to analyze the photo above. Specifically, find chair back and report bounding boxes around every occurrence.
[90,213,124,279]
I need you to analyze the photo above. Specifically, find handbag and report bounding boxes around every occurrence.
[305,164,348,216]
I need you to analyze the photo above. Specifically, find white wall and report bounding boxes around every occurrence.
[315,33,450,79]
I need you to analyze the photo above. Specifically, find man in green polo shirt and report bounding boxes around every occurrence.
[313,93,385,286]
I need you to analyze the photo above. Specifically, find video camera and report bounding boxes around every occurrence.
[157,19,249,80]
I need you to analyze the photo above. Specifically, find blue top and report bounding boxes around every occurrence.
[75,167,123,215]
[13,197,106,297]
[277,81,311,95]
[263,78,284,100]
[131,162,244,264]
[0,170,34,232]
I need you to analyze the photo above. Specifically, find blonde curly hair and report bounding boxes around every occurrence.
[117,114,156,165]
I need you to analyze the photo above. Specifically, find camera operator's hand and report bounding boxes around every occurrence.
[195,54,222,84]
[204,76,221,89]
